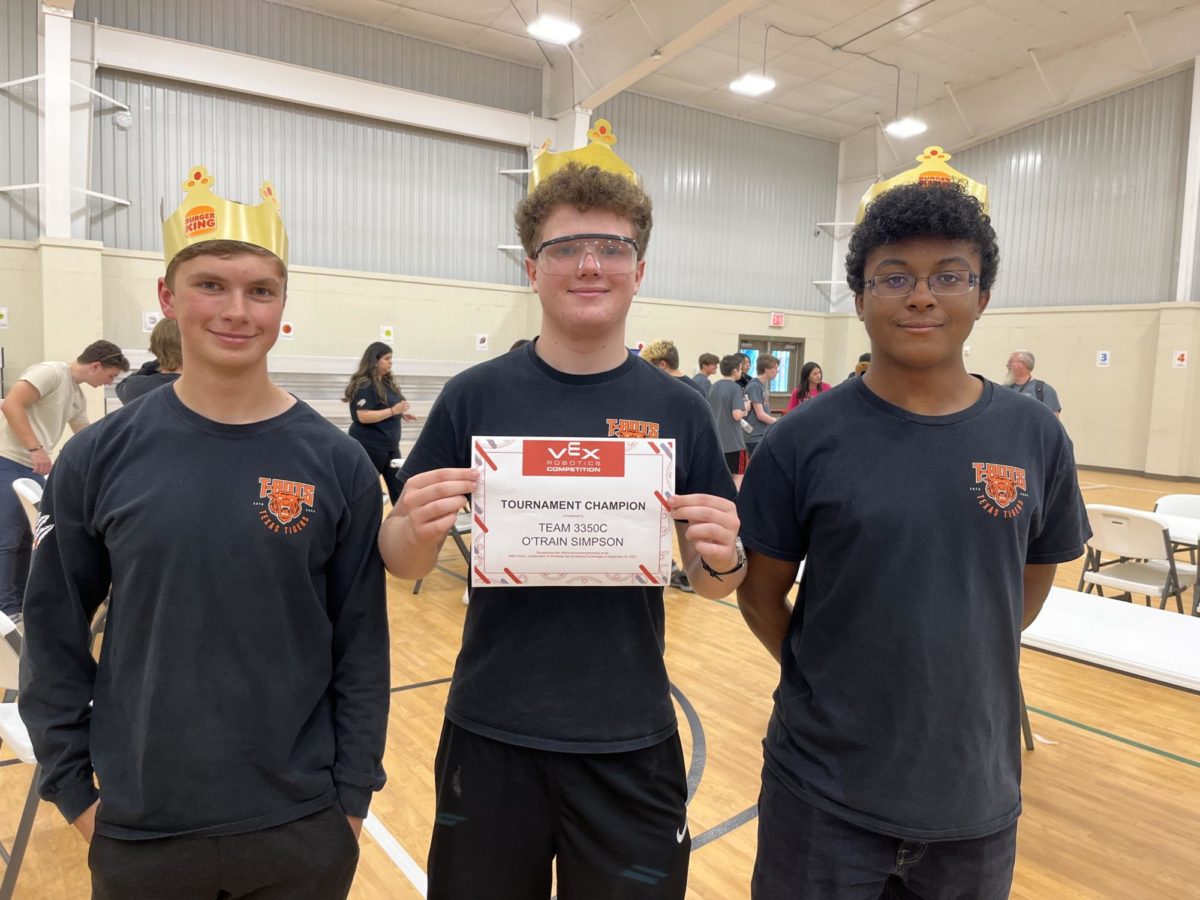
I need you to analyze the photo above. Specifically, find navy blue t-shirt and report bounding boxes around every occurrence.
[737,376,1089,840]
[348,381,404,449]
[400,340,735,752]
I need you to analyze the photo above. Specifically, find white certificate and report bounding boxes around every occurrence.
[469,436,676,588]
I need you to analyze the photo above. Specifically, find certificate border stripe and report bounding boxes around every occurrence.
[639,564,659,584]
[473,566,491,584]
[649,441,660,453]
[474,442,498,470]
[653,490,672,511]
[473,514,489,533]
[503,567,521,583]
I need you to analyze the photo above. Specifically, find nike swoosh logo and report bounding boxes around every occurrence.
[676,824,688,844]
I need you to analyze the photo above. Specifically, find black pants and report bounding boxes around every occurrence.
[428,719,690,900]
[752,764,1017,899]
[89,805,360,900]
[360,442,401,504]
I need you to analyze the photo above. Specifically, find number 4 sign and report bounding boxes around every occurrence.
[1173,350,1189,369]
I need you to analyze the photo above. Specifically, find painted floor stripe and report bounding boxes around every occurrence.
[670,682,707,804]
[1027,706,1200,767]
[390,676,452,694]
[364,812,428,897]
[692,805,758,850]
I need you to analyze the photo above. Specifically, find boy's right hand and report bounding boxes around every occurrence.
[73,800,99,843]
[394,468,479,544]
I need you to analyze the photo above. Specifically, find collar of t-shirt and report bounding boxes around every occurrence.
[852,374,992,425]
[525,339,638,386]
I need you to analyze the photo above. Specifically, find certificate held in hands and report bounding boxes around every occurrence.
[470,436,676,587]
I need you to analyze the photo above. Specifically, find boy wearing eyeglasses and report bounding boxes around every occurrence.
[736,182,1089,898]
[0,340,129,620]
[379,161,741,899]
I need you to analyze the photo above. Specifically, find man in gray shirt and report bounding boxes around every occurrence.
[692,353,718,397]
[1006,350,1061,417]
[707,354,750,489]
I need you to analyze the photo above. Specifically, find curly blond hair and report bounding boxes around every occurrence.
[515,163,652,260]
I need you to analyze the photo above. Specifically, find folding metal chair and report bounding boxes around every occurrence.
[0,611,41,900]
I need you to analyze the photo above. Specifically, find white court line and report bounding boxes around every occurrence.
[1078,482,1108,490]
[364,811,428,897]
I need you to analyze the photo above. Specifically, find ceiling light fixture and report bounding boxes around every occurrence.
[884,116,926,138]
[729,17,776,98]
[527,14,580,44]
[527,0,580,45]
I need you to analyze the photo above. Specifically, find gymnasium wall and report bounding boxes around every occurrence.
[4,240,1197,477]
[0,0,39,241]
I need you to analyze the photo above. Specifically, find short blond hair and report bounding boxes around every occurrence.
[642,340,678,370]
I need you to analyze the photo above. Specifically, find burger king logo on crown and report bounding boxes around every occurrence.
[184,205,217,237]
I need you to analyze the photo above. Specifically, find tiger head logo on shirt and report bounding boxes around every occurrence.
[256,476,316,534]
[970,462,1027,519]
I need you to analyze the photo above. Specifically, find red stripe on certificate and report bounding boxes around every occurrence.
[639,564,659,584]
[649,442,660,453]
[503,567,521,583]
[473,567,491,584]
[475,443,498,471]
[653,490,672,511]
[473,514,489,534]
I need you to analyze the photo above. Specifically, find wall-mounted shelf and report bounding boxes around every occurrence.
[813,221,855,239]
[813,280,854,313]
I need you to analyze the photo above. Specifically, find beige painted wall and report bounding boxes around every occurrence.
[7,241,1199,477]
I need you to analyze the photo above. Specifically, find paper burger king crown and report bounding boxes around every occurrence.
[856,146,988,223]
[528,119,637,192]
[161,166,288,266]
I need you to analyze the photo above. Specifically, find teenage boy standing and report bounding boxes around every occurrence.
[20,169,388,899]
[736,181,1088,898]
[380,149,742,899]
[744,354,779,459]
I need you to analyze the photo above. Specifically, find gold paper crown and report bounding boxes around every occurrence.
[528,119,637,192]
[162,166,288,266]
[856,146,988,223]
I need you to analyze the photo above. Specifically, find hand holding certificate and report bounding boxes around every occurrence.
[470,436,676,587]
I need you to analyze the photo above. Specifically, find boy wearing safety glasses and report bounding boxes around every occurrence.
[736,181,1088,898]
[379,160,741,898]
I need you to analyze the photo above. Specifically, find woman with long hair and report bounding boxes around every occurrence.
[784,361,832,412]
[345,342,413,504]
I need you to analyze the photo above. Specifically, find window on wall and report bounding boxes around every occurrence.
[739,337,803,411]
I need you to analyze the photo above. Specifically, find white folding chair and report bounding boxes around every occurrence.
[1154,493,1200,567]
[1078,505,1198,614]
[0,611,41,900]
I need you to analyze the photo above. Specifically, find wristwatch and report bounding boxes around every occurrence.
[700,537,746,580]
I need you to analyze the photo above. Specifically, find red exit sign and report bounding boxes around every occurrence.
[769,312,785,328]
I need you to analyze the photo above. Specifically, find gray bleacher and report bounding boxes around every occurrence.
[108,352,473,457]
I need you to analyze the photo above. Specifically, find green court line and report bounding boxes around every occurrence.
[1025,706,1200,768]
[709,597,739,610]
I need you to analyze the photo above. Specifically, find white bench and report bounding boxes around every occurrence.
[1022,586,1200,692]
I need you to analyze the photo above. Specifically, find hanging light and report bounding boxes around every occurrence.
[528,0,580,45]
[884,116,927,137]
[728,17,776,98]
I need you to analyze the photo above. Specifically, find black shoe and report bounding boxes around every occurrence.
[669,572,695,594]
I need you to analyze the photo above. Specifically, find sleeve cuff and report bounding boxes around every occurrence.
[53,778,100,824]
[335,783,373,819]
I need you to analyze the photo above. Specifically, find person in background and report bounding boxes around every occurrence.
[510,338,530,351]
[784,361,831,412]
[845,352,871,381]
[709,354,751,490]
[745,354,779,458]
[1006,350,1062,418]
[0,339,129,620]
[345,341,414,506]
[735,352,752,391]
[115,318,183,404]
[692,353,719,397]
[643,340,704,395]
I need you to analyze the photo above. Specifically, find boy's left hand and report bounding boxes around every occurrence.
[670,493,740,571]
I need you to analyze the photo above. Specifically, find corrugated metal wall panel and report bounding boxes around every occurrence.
[954,70,1192,308]
[91,71,529,285]
[73,0,543,115]
[1,0,40,240]
[595,92,839,311]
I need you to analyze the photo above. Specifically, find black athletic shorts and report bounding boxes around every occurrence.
[427,719,691,899]
[724,449,748,475]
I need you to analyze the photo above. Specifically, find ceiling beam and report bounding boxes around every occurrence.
[544,0,758,119]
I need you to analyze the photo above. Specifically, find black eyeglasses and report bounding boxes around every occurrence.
[532,233,640,275]
[865,270,980,299]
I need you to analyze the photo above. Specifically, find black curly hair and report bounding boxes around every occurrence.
[845,181,999,295]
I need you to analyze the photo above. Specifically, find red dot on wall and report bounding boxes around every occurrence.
[282,324,293,335]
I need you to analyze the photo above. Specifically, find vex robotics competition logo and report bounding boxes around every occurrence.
[256,476,316,534]
[970,462,1027,519]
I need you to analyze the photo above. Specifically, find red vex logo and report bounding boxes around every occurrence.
[256,476,316,534]
[970,462,1027,519]
[522,440,625,477]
